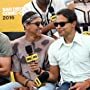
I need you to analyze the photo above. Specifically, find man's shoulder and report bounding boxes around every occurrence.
[42,34,55,41]
[0,32,8,38]
[49,37,63,49]
[0,32,10,41]
[11,36,25,45]
[81,34,90,42]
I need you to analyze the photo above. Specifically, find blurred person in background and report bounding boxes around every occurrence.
[65,0,90,32]
[74,0,90,32]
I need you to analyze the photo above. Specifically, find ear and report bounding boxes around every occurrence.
[72,21,76,28]
[24,24,30,30]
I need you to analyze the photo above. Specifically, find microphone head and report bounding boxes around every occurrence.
[25,45,39,63]
[48,6,54,14]
[25,45,33,55]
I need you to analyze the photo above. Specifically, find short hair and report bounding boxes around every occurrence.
[56,8,81,33]
[22,11,37,24]
[57,8,77,23]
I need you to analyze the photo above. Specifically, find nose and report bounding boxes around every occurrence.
[56,24,61,28]
[39,23,43,29]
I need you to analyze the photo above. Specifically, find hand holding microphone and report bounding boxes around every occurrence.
[25,45,49,88]
[25,45,40,74]
[25,45,39,63]
[28,60,41,74]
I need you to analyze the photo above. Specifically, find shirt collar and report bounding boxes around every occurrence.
[58,32,83,48]
[73,32,82,46]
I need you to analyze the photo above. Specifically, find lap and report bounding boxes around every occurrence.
[0,82,22,90]
[57,82,90,90]
[57,82,70,90]
[38,83,56,90]
[0,82,55,90]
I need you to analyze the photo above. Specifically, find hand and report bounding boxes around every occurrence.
[28,61,40,73]
[69,81,89,90]
[27,80,37,90]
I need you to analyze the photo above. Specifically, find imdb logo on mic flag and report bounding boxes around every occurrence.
[25,54,39,63]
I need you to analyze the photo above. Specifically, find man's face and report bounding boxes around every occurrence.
[37,0,50,5]
[25,17,43,37]
[54,15,75,37]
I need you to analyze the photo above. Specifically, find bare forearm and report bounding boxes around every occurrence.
[42,22,55,33]
[15,73,28,86]
[15,73,36,88]
[85,79,90,88]
[0,56,11,76]
[67,1,76,10]
[47,66,60,83]
[0,68,10,76]
[48,72,59,83]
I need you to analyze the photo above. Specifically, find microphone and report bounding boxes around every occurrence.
[25,45,39,63]
[34,71,49,87]
[25,45,40,74]
[25,45,33,55]
[48,6,57,22]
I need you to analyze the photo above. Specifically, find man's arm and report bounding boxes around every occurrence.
[0,56,11,76]
[70,79,90,90]
[65,0,76,10]
[48,65,60,83]
[14,72,36,88]
[41,22,58,39]
[0,33,12,76]
[67,2,76,10]
[41,22,55,34]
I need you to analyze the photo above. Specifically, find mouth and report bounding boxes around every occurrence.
[58,29,65,35]
[36,29,42,33]
[58,28,64,32]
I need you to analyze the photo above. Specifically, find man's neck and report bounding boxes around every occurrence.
[64,31,76,44]
[36,0,48,12]
[25,33,41,43]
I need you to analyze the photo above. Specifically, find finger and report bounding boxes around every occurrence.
[30,63,38,67]
[33,86,37,90]
[35,60,38,63]
[70,85,77,90]
[76,87,80,90]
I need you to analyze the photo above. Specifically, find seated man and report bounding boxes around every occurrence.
[11,11,55,90]
[47,8,90,90]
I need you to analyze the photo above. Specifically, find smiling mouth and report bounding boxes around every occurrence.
[36,29,42,33]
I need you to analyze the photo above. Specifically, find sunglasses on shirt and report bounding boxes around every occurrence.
[26,21,43,27]
[54,21,70,27]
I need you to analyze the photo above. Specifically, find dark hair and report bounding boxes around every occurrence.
[22,11,37,24]
[57,8,77,23]
[56,8,81,33]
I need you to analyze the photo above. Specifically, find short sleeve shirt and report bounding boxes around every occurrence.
[12,34,54,80]
[48,32,90,82]
[0,32,12,56]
